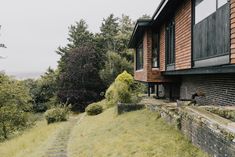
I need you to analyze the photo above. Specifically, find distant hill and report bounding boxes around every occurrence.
[8,72,43,80]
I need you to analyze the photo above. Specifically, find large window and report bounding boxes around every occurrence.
[136,43,143,70]
[166,19,175,66]
[152,32,159,68]
[195,0,228,24]
[193,0,230,67]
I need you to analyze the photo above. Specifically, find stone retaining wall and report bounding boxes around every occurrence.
[146,104,235,157]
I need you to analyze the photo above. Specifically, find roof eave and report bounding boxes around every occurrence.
[128,19,152,48]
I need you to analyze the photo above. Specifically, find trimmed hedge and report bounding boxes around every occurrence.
[44,107,68,124]
[86,103,103,116]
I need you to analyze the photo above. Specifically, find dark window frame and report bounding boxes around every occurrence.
[152,31,160,68]
[192,0,230,66]
[165,18,175,67]
[194,0,228,24]
[136,41,144,70]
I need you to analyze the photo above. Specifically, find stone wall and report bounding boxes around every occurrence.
[180,74,235,106]
[146,103,235,157]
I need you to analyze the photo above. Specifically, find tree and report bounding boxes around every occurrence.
[99,51,133,87]
[0,73,31,111]
[100,14,119,51]
[0,73,32,139]
[57,43,104,111]
[56,19,95,72]
[23,68,59,112]
[115,15,135,61]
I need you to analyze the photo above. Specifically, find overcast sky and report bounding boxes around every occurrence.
[0,0,159,77]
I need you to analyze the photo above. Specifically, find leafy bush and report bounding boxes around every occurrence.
[0,105,30,139]
[104,71,143,107]
[44,107,69,124]
[0,73,33,140]
[115,70,133,85]
[99,52,133,87]
[85,103,103,116]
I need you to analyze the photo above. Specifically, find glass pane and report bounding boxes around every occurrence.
[136,43,143,70]
[195,0,216,24]
[218,0,227,8]
[152,33,158,67]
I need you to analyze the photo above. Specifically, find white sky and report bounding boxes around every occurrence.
[0,0,159,76]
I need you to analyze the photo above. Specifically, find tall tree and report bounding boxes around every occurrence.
[99,51,133,87]
[115,15,135,61]
[100,14,119,51]
[57,19,96,72]
[57,43,104,111]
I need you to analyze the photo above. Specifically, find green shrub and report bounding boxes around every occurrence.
[0,105,30,139]
[44,107,69,124]
[115,70,133,85]
[105,71,142,107]
[86,103,103,116]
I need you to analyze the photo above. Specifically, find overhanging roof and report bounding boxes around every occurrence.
[128,19,152,48]
[128,0,179,49]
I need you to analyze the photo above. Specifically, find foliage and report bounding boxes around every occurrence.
[105,71,142,107]
[98,14,135,87]
[99,52,133,87]
[206,107,235,122]
[115,70,133,85]
[100,14,119,52]
[0,105,30,139]
[57,44,104,111]
[23,68,58,112]
[0,73,31,111]
[55,14,146,111]
[85,103,103,116]
[44,106,69,124]
[0,73,32,139]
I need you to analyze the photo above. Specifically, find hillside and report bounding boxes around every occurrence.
[68,108,208,157]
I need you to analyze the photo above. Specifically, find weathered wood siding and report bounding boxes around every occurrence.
[175,0,192,70]
[160,24,166,71]
[193,3,230,61]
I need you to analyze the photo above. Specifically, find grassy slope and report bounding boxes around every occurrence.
[68,108,209,157]
[0,120,66,157]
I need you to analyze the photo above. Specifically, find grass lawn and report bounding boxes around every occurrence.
[0,120,66,157]
[68,108,209,157]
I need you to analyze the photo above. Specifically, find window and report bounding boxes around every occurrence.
[166,19,175,66]
[136,43,143,70]
[218,0,227,8]
[195,0,228,24]
[152,32,159,68]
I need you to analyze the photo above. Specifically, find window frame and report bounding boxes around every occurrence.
[135,41,144,71]
[165,18,175,67]
[152,31,160,68]
[194,0,228,24]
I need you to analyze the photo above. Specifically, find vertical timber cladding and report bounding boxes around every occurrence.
[175,0,192,70]
[231,0,235,63]
[160,24,166,71]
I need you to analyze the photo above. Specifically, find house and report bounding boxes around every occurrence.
[129,0,235,106]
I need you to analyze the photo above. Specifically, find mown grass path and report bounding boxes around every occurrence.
[45,115,83,157]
